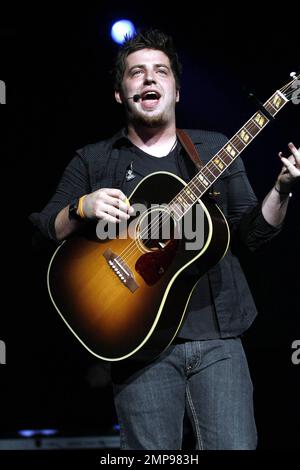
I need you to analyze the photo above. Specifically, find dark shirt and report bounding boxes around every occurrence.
[29,128,281,339]
[119,141,220,340]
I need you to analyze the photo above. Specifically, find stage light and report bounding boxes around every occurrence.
[40,429,58,436]
[18,430,36,437]
[18,429,58,437]
[111,20,136,45]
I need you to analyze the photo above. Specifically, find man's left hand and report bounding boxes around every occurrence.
[276,142,300,192]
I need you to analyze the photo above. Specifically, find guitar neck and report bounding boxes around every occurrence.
[170,90,289,220]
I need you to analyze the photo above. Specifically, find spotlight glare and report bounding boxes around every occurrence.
[111,20,136,45]
[18,430,36,438]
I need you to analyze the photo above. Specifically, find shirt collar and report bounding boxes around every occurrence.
[111,128,131,148]
[110,128,204,150]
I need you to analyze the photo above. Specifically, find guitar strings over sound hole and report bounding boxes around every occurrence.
[135,207,178,252]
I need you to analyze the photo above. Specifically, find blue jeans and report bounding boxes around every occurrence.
[112,338,257,450]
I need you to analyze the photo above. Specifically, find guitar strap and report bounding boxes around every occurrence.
[176,128,204,171]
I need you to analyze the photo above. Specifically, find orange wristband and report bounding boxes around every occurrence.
[77,195,87,218]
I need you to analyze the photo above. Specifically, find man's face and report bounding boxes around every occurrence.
[115,48,180,128]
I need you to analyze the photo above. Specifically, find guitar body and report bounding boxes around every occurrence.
[48,172,230,362]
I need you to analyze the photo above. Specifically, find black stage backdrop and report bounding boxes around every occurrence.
[0,2,299,458]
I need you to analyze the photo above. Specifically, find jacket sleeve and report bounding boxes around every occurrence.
[225,156,281,251]
[29,150,91,242]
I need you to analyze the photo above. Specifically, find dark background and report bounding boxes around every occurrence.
[0,3,299,450]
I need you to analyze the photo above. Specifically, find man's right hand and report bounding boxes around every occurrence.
[83,188,134,223]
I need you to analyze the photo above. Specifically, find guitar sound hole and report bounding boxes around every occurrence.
[137,207,178,252]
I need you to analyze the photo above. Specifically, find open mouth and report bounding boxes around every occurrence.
[140,91,161,109]
[141,91,161,101]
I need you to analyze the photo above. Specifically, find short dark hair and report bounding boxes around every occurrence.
[113,29,182,91]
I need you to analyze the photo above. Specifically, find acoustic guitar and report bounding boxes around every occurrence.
[47,74,298,362]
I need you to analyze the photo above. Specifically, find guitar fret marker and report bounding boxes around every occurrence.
[225,144,237,158]
[254,112,267,127]
[198,174,209,186]
[272,94,282,109]
[213,157,224,170]
[239,129,251,143]
[185,188,196,200]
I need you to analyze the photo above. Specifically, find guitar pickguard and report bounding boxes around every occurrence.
[135,238,179,285]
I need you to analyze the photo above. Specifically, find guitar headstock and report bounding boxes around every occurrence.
[279,72,300,103]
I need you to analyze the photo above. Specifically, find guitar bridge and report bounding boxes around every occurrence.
[103,248,139,293]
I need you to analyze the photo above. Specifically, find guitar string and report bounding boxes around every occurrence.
[116,84,297,270]
[114,82,298,270]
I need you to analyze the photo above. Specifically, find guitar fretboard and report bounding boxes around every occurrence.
[169,90,289,220]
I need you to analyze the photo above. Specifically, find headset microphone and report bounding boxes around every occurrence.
[128,94,141,102]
